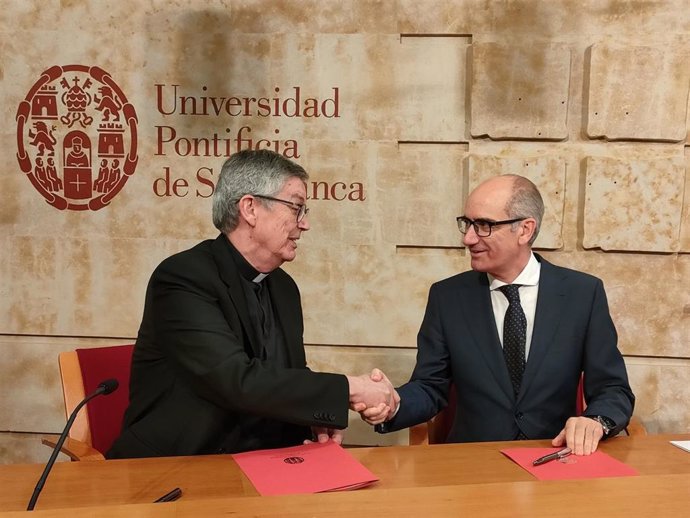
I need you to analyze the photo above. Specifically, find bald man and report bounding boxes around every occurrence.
[374,175,634,456]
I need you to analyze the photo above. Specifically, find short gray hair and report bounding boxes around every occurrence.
[212,150,308,233]
[504,175,544,245]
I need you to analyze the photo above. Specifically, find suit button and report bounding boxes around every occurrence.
[328,414,335,421]
[516,412,524,420]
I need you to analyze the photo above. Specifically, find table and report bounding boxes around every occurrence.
[1,433,689,516]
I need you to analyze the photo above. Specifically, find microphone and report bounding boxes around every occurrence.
[27,378,119,511]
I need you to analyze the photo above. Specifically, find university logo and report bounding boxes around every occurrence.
[16,65,138,210]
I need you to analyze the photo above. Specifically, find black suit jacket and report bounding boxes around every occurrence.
[107,235,348,458]
[380,255,634,442]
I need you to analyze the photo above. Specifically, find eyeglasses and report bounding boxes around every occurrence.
[456,216,526,237]
[253,194,310,222]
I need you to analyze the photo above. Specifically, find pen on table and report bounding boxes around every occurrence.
[532,447,572,466]
[154,487,182,503]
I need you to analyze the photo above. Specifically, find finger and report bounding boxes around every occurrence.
[362,411,389,424]
[370,368,383,382]
[551,428,566,447]
[330,429,344,445]
[358,405,386,423]
[583,421,602,455]
[363,412,389,424]
[364,410,390,425]
[350,402,367,412]
[361,403,387,417]
[310,426,329,443]
[588,433,601,455]
[574,420,591,456]
[565,419,580,455]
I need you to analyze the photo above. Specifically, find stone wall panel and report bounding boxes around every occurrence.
[586,44,690,141]
[583,157,684,252]
[471,42,571,140]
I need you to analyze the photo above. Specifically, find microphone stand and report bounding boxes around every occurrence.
[27,381,116,511]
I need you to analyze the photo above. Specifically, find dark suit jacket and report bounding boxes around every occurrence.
[107,235,349,458]
[380,255,634,442]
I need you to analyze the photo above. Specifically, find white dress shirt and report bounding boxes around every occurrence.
[488,253,541,360]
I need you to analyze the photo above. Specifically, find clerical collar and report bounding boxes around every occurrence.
[224,235,269,283]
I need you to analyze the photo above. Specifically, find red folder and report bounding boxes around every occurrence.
[232,441,379,496]
[501,447,639,480]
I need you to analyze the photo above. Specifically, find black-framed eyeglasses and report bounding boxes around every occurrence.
[456,216,526,237]
[253,194,309,222]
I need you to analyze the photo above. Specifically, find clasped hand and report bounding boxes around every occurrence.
[347,369,399,425]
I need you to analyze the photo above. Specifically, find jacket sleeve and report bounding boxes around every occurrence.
[580,278,635,435]
[148,255,350,429]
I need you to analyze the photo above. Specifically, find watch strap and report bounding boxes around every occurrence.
[586,415,616,437]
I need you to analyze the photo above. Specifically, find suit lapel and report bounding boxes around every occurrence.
[462,273,515,402]
[211,235,263,358]
[517,256,566,403]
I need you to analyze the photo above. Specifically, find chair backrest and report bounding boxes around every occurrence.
[58,345,134,455]
[416,374,587,445]
[575,373,586,416]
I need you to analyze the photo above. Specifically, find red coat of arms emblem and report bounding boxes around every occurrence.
[16,65,138,210]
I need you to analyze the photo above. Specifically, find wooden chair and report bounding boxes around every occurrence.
[410,375,646,445]
[42,345,134,461]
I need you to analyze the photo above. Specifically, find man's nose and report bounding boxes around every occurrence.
[298,215,310,231]
[462,225,479,246]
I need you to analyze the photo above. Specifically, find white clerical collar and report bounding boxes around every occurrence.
[252,273,268,284]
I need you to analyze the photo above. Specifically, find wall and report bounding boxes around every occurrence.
[1,0,688,463]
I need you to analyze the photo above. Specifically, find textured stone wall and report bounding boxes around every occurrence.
[1,0,688,463]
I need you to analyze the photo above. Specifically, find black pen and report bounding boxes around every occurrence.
[532,447,572,466]
[154,487,182,503]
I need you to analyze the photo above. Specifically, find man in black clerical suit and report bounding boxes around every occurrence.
[371,175,634,456]
[108,150,396,458]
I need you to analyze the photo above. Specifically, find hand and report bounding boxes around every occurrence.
[359,399,399,425]
[551,416,604,455]
[359,369,399,425]
[346,368,397,415]
[304,427,344,445]
[348,369,400,425]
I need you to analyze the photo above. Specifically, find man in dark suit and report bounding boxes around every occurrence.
[108,150,395,459]
[373,174,634,456]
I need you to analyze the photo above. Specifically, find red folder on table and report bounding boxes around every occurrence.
[232,441,378,496]
[501,447,638,481]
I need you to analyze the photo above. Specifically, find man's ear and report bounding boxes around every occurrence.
[518,218,537,245]
[237,195,259,227]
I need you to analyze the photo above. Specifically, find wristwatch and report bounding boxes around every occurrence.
[587,415,615,437]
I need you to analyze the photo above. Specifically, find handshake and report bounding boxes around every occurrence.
[346,369,400,425]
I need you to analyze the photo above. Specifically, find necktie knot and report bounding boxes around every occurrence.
[498,284,522,304]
